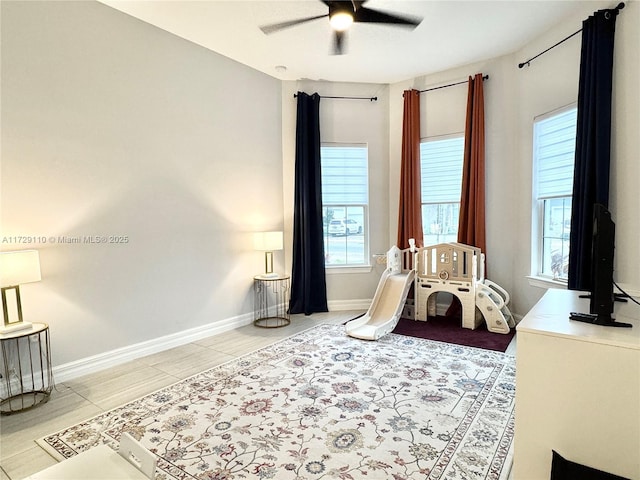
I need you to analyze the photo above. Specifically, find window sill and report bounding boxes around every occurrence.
[326,265,373,275]
[526,275,568,290]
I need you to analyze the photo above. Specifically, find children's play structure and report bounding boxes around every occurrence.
[345,241,515,340]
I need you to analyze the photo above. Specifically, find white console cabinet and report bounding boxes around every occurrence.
[513,288,640,479]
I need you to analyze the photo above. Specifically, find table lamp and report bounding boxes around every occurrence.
[0,250,41,334]
[253,231,283,277]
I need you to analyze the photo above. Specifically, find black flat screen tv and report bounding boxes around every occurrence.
[570,203,632,327]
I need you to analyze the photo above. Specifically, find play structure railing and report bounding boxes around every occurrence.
[415,242,484,284]
[345,241,515,341]
[410,242,514,334]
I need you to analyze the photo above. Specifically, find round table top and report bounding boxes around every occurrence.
[0,322,48,340]
[254,273,290,281]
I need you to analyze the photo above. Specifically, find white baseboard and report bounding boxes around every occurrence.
[53,313,254,384]
[49,295,526,387]
[9,287,523,397]
[327,299,371,311]
[52,298,371,386]
[510,313,524,326]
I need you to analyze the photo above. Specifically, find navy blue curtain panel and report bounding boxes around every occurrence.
[568,8,619,291]
[289,92,328,315]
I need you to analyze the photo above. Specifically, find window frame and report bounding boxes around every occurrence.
[320,142,370,270]
[419,133,465,246]
[531,103,577,284]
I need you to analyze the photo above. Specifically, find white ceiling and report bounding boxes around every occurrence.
[99,0,589,84]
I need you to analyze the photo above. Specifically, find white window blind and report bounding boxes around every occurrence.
[534,107,577,199]
[321,145,368,205]
[532,105,577,281]
[320,144,369,267]
[420,136,464,204]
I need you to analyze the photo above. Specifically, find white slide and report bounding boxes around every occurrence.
[345,269,415,340]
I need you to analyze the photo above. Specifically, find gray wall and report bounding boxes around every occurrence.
[388,0,640,316]
[1,1,283,366]
[2,0,638,373]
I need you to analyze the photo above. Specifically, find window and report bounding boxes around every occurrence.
[533,106,577,281]
[420,135,464,245]
[321,144,369,267]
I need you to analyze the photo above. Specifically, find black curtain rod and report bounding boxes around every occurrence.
[518,2,625,68]
[418,75,489,94]
[293,94,377,101]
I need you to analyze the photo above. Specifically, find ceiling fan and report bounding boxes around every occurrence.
[259,1,422,55]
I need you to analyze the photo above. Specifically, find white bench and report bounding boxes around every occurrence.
[28,434,156,480]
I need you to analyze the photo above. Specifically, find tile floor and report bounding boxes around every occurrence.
[0,311,516,479]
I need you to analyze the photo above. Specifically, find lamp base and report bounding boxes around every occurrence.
[0,321,33,335]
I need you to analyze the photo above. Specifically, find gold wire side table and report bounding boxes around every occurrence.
[0,322,53,414]
[253,274,291,328]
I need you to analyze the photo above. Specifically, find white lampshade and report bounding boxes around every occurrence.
[0,250,42,287]
[253,232,283,252]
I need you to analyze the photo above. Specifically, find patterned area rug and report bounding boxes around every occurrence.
[39,325,516,480]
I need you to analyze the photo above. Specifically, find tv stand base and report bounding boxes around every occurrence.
[569,312,633,328]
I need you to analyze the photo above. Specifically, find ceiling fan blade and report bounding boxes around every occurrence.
[353,7,422,28]
[320,0,364,7]
[331,30,346,55]
[260,14,328,34]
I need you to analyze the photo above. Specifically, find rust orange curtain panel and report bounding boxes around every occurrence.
[458,74,486,255]
[397,89,424,250]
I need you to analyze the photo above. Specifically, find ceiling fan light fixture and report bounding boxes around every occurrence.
[329,11,353,31]
[259,0,424,55]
